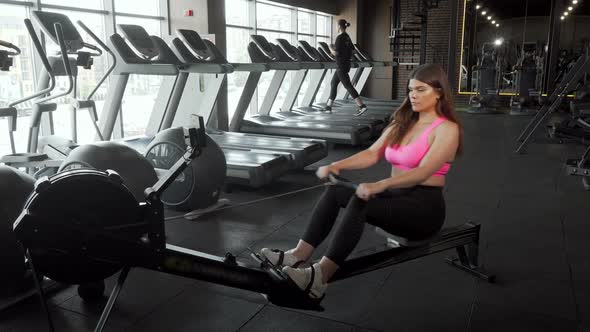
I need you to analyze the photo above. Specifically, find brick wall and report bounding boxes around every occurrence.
[393,0,464,102]
[344,0,471,105]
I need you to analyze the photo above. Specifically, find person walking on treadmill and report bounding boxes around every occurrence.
[325,19,368,116]
[261,64,463,301]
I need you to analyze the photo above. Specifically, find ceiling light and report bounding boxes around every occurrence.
[482,11,487,15]
[568,6,573,10]
[494,38,503,46]
[573,0,578,4]
[476,4,481,9]
[496,23,500,27]
[565,11,569,16]
[561,16,565,20]
[488,16,492,20]
[492,20,496,24]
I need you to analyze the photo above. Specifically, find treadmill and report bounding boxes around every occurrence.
[287,40,393,122]
[229,35,372,146]
[98,24,292,188]
[292,41,395,121]
[267,38,388,136]
[151,28,328,171]
[347,45,403,106]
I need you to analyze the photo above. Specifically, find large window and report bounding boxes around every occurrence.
[114,14,164,138]
[298,11,313,34]
[0,0,168,156]
[0,4,33,156]
[224,0,332,120]
[226,0,251,27]
[115,5,164,138]
[256,2,292,31]
[113,0,159,16]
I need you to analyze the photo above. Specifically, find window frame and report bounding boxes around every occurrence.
[224,0,332,116]
[0,0,169,146]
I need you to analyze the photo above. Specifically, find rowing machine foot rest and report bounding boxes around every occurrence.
[249,249,324,311]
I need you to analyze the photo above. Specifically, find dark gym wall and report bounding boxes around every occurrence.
[346,0,465,101]
[335,0,360,41]
[359,0,394,100]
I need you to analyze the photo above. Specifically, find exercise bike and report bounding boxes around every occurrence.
[14,119,494,331]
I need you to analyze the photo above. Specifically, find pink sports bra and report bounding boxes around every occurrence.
[384,117,451,176]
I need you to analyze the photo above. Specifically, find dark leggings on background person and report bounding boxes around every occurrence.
[329,69,359,101]
[302,184,446,266]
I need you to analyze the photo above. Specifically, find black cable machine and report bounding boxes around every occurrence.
[515,54,590,153]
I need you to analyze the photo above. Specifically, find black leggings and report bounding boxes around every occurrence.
[329,68,360,100]
[302,185,445,266]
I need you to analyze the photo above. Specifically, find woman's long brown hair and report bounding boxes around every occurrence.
[386,64,463,155]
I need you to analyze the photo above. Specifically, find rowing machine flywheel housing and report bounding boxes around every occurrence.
[14,169,144,284]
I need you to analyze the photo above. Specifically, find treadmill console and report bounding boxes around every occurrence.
[275,39,300,61]
[353,44,371,61]
[250,35,278,61]
[298,40,321,62]
[117,24,158,59]
[176,29,214,61]
[317,42,335,61]
[32,11,84,52]
[0,40,20,71]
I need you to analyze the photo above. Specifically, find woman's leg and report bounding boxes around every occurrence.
[282,194,366,299]
[336,70,366,107]
[326,71,342,111]
[262,185,355,266]
[292,185,356,261]
[283,187,445,299]
[317,187,446,282]
[316,195,367,282]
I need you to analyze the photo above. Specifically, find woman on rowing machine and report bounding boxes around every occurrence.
[261,63,463,301]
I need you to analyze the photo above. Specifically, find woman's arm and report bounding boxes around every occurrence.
[364,122,459,194]
[330,43,337,56]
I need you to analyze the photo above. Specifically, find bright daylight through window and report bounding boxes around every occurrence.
[224,0,332,120]
[0,0,165,156]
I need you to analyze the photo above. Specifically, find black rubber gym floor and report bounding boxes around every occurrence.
[1,112,589,332]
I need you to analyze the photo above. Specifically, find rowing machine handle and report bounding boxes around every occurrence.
[328,173,358,190]
[328,173,395,198]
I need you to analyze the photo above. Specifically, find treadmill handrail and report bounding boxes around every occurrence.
[114,63,179,75]
[231,63,270,72]
[297,62,324,69]
[9,19,56,108]
[180,62,234,74]
[34,23,74,105]
[77,20,117,101]
[268,62,302,70]
[0,40,20,56]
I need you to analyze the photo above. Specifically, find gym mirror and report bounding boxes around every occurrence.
[460,0,590,96]
[459,0,550,95]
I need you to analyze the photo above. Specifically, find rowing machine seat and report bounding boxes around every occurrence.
[374,227,440,248]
